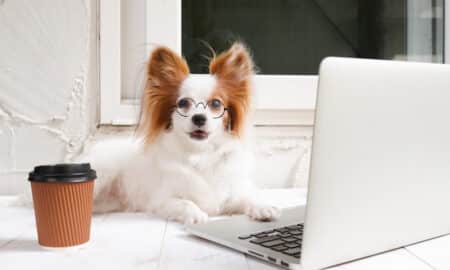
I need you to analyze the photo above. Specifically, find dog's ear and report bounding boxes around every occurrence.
[209,43,254,137]
[209,42,254,85]
[138,47,189,146]
[147,46,189,88]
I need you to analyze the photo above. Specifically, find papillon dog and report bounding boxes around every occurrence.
[84,42,280,224]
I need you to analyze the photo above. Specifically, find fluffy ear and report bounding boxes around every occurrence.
[209,42,254,84]
[147,46,190,88]
[209,42,254,137]
[138,47,190,146]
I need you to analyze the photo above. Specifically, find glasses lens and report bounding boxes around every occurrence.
[208,99,225,118]
[176,98,194,116]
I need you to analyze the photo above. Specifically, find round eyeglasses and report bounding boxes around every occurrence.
[174,97,228,118]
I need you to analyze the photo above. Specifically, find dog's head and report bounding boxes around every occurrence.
[138,43,254,147]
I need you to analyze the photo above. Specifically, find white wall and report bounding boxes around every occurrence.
[0,0,98,194]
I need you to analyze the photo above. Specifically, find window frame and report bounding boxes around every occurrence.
[99,0,449,126]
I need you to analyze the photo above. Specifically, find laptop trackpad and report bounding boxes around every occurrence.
[186,205,306,239]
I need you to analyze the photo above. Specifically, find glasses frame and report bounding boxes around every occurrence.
[174,97,229,119]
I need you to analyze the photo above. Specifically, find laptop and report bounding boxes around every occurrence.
[186,57,450,270]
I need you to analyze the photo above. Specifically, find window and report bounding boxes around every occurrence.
[100,0,448,127]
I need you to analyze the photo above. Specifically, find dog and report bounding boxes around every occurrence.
[82,42,280,224]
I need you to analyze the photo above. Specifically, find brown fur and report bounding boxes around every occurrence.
[209,43,254,137]
[138,46,190,145]
[138,43,254,145]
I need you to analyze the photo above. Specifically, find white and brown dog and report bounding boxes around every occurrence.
[84,43,280,224]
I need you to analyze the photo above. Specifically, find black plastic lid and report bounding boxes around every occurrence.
[28,163,97,183]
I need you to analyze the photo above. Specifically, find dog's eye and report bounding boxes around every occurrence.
[177,98,191,109]
[175,98,194,117]
[210,99,222,109]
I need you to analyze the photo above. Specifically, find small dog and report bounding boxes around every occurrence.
[84,42,280,224]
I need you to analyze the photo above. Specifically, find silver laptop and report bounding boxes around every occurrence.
[186,57,450,270]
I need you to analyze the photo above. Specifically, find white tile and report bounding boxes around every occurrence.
[159,222,249,270]
[0,196,444,270]
[85,212,167,270]
[0,205,35,247]
[0,213,107,269]
[0,211,166,270]
[330,249,432,270]
[407,234,450,270]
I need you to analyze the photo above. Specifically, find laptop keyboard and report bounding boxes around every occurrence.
[238,224,304,259]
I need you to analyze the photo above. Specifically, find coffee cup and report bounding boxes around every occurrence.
[28,163,96,248]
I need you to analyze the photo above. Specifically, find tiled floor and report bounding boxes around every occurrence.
[1,189,449,270]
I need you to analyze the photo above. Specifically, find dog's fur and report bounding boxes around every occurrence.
[81,43,280,224]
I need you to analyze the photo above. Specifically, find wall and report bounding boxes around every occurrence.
[254,132,311,188]
[0,0,98,194]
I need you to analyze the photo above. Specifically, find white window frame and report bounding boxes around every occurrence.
[99,0,449,126]
[446,0,450,63]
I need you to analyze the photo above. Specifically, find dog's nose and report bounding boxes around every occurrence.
[192,114,207,127]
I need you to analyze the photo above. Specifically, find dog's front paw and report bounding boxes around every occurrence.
[173,201,209,225]
[246,205,281,222]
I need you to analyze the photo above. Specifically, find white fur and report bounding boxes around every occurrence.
[79,74,280,224]
[172,75,226,145]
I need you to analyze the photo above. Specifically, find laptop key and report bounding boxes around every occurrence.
[290,230,302,235]
[261,239,285,247]
[275,228,289,233]
[284,243,299,248]
[254,233,268,238]
[238,235,252,240]
[279,233,291,238]
[283,248,301,255]
[294,253,301,258]
[256,231,278,236]
[282,237,297,242]
[250,235,280,244]
[271,245,288,251]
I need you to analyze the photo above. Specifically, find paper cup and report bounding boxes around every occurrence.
[29,163,96,248]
